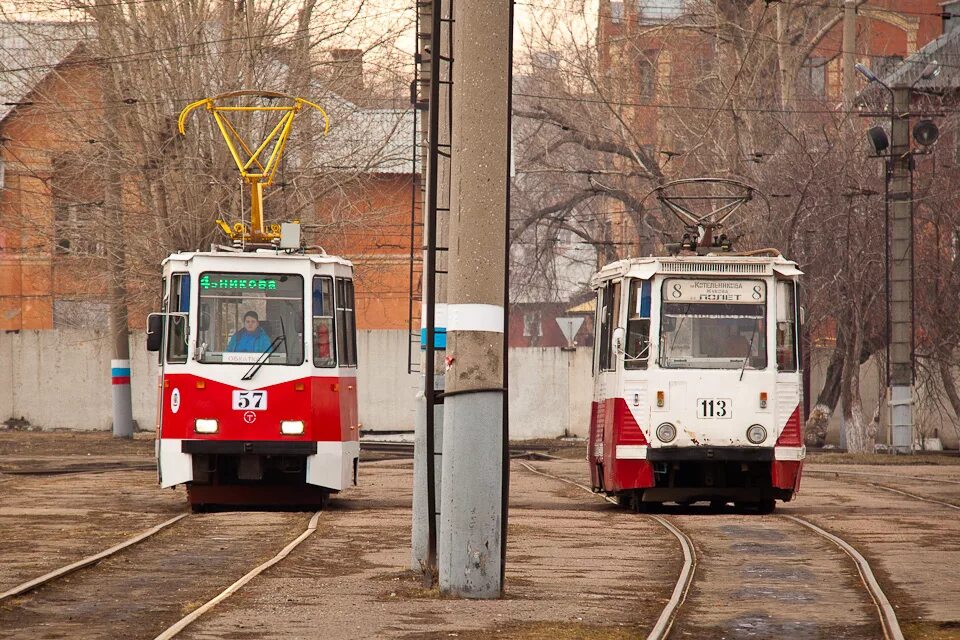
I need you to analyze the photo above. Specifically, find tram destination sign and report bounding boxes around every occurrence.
[665,279,765,303]
[199,275,279,291]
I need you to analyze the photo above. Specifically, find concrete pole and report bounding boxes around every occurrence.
[412,0,450,573]
[888,85,914,453]
[439,0,512,599]
[99,26,134,439]
[842,0,857,109]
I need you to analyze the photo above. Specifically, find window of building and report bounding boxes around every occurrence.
[51,154,106,257]
[523,311,542,338]
[610,0,624,24]
[637,50,658,100]
[801,56,828,96]
[312,276,336,367]
[625,279,651,370]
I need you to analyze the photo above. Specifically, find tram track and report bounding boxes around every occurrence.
[0,513,188,603]
[517,461,696,640]
[0,509,323,639]
[519,460,904,640]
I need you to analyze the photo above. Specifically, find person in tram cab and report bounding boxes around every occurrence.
[226,310,272,353]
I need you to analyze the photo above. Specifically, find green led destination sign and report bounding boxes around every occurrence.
[200,275,278,290]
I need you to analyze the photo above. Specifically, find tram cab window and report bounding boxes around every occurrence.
[166,273,189,364]
[776,281,798,372]
[336,278,357,367]
[625,279,651,370]
[196,272,304,365]
[598,280,621,372]
[312,276,336,367]
[659,279,767,370]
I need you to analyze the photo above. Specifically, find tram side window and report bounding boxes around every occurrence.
[598,281,621,372]
[625,279,651,370]
[336,278,357,367]
[776,281,798,372]
[166,273,189,364]
[312,276,336,367]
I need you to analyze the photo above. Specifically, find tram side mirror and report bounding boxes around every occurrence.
[612,327,625,351]
[146,313,163,352]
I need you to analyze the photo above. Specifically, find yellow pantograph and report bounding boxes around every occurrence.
[178,90,330,243]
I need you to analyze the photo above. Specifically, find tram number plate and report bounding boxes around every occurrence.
[233,390,267,411]
[697,398,731,419]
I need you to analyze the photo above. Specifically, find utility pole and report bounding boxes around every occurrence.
[95,4,134,439]
[888,85,914,453]
[439,0,512,598]
[842,0,857,108]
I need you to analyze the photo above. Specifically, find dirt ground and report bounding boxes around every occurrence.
[2,430,960,639]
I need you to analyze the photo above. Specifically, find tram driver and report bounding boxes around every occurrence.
[226,310,272,353]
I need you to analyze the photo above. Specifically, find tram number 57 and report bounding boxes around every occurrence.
[233,390,267,411]
[697,398,732,419]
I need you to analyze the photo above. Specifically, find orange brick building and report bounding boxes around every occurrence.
[0,24,417,332]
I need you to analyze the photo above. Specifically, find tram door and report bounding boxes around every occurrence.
[593,278,623,486]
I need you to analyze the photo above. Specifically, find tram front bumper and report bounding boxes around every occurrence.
[158,439,359,491]
[181,440,316,456]
[646,446,774,462]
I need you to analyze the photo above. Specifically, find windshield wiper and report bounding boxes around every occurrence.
[242,317,287,381]
[739,322,759,381]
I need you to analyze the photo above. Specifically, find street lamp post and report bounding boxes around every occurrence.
[855,61,940,454]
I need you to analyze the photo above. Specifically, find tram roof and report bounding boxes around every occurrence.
[591,254,802,287]
[162,250,353,269]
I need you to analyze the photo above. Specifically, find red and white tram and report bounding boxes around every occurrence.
[149,249,359,508]
[588,254,804,513]
[148,92,359,509]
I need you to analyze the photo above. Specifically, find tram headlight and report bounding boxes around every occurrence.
[195,419,219,434]
[281,420,305,435]
[656,422,677,443]
[746,424,767,445]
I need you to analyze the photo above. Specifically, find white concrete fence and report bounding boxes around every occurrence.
[1,329,956,447]
[0,330,594,439]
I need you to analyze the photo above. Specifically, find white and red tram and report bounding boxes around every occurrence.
[588,254,804,512]
[149,249,360,509]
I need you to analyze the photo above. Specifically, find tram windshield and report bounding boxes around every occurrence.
[196,272,304,366]
[659,279,767,370]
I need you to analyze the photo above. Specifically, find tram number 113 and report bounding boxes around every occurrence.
[697,398,732,419]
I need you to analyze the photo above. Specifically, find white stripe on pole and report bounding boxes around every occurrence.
[446,303,504,333]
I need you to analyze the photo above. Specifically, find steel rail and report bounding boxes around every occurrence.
[863,483,960,510]
[805,468,960,486]
[0,513,188,602]
[517,461,696,640]
[784,515,904,640]
[153,511,322,640]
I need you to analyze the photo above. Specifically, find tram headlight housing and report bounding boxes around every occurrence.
[656,422,677,443]
[746,424,767,445]
[195,419,219,434]
[281,420,305,435]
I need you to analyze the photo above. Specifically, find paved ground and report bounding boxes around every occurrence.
[1,430,960,639]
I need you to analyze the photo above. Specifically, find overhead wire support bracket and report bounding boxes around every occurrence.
[177,90,330,245]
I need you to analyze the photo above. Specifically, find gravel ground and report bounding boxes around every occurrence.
[3,430,960,639]
[181,459,679,639]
